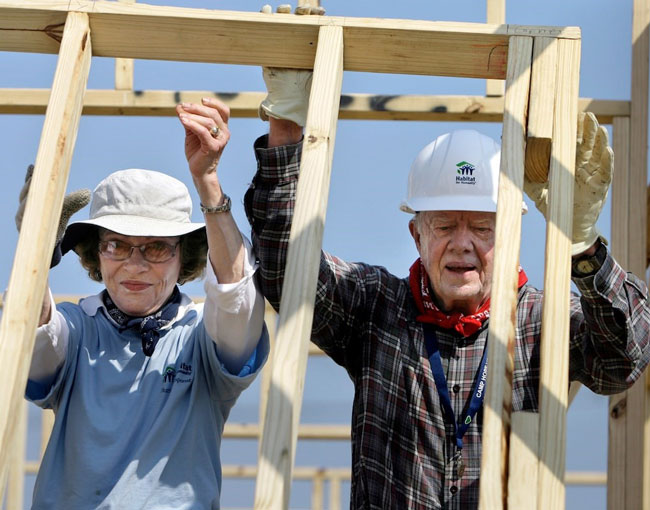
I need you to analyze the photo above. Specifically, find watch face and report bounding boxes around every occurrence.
[576,258,596,275]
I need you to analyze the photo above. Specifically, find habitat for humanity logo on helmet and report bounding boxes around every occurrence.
[455,160,477,185]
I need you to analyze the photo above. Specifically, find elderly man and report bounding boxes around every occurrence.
[244,69,650,509]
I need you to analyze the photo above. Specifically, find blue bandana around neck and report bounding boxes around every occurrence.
[102,286,182,357]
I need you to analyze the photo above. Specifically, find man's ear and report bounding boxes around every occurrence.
[409,218,422,253]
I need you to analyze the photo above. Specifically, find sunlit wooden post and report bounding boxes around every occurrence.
[0,10,91,478]
[479,35,533,510]
[253,25,344,509]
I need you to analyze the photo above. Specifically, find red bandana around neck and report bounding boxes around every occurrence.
[409,258,528,337]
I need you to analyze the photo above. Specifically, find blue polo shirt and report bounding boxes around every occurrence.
[26,295,269,510]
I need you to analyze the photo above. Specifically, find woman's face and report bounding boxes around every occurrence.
[98,231,181,317]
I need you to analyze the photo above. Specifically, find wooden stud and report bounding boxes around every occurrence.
[507,412,539,510]
[0,89,628,123]
[2,400,27,510]
[330,476,341,510]
[257,302,277,442]
[478,35,533,510]
[568,381,582,406]
[0,1,579,78]
[627,2,650,507]
[41,409,55,458]
[608,115,630,510]
[253,25,344,510]
[312,474,324,510]
[0,10,91,476]
[537,36,580,510]
[115,0,136,90]
[524,37,557,183]
[486,0,505,97]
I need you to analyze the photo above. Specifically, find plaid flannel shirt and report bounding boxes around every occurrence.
[244,135,650,510]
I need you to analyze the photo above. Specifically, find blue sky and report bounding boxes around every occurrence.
[0,1,637,508]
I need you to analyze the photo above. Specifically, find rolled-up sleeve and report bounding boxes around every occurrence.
[203,234,265,374]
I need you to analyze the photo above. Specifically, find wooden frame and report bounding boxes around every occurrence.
[1,1,648,509]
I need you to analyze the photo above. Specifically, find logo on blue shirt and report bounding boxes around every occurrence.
[162,363,193,392]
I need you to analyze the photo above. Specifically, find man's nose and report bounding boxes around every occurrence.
[448,226,473,251]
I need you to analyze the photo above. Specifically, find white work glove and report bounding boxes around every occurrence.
[258,4,324,126]
[15,164,91,267]
[523,112,614,256]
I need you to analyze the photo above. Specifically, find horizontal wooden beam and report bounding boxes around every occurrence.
[0,89,627,123]
[24,459,605,486]
[223,423,350,440]
[0,0,579,79]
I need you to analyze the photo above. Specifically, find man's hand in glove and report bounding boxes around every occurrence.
[524,112,614,257]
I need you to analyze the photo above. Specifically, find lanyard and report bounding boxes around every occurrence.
[423,324,488,451]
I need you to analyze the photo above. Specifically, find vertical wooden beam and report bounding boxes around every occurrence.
[537,36,580,510]
[508,412,539,509]
[608,116,631,510]
[486,0,506,97]
[2,400,27,510]
[0,11,91,476]
[258,302,277,434]
[312,474,324,510]
[524,37,557,184]
[253,25,344,510]
[330,476,341,510]
[115,0,135,90]
[627,1,650,508]
[41,409,55,458]
[479,35,532,510]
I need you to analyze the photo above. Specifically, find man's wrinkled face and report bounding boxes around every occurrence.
[409,210,495,315]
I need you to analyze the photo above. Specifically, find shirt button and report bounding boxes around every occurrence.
[452,384,461,393]
[450,485,458,494]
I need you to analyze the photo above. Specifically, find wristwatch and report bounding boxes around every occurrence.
[200,194,231,214]
[571,238,607,278]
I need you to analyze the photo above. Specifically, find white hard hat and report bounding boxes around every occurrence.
[400,129,527,214]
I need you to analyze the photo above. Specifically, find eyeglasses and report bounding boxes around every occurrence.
[98,239,180,263]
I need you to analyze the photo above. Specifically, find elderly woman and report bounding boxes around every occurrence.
[19,98,268,509]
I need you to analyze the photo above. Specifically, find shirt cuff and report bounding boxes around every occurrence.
[203,234,258,315]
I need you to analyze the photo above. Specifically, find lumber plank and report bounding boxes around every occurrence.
[0,11,91,476]
[0,88,628,123]
[508,412,539,510]
[608,117,631,510]
[567,381,581,406]
[611,117,631,268]
[0,1,579,78]
[537,37,580,510]
[478,35,532,510]
[4,400,27,510]
[524,37,556,183]
[485,0,505,97]
[628,2,650,507]
[114,0,135,90]
[253,25,344,510]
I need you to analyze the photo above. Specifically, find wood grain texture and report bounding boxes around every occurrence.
[485,0,505,96]
[0,89,629,123]
[537,37,580,510]
[478,35,532,510]
[253,25,344,510]
[3,400,27,510]
[627,2,650,506]
[608,116,630,510]
[0,1,579,78]
[524,37,556,183]
[0,11,91,476]
[508,412,539,510]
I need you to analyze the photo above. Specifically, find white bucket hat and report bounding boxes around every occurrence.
[61,168,205,255]
[400,129,527,214]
